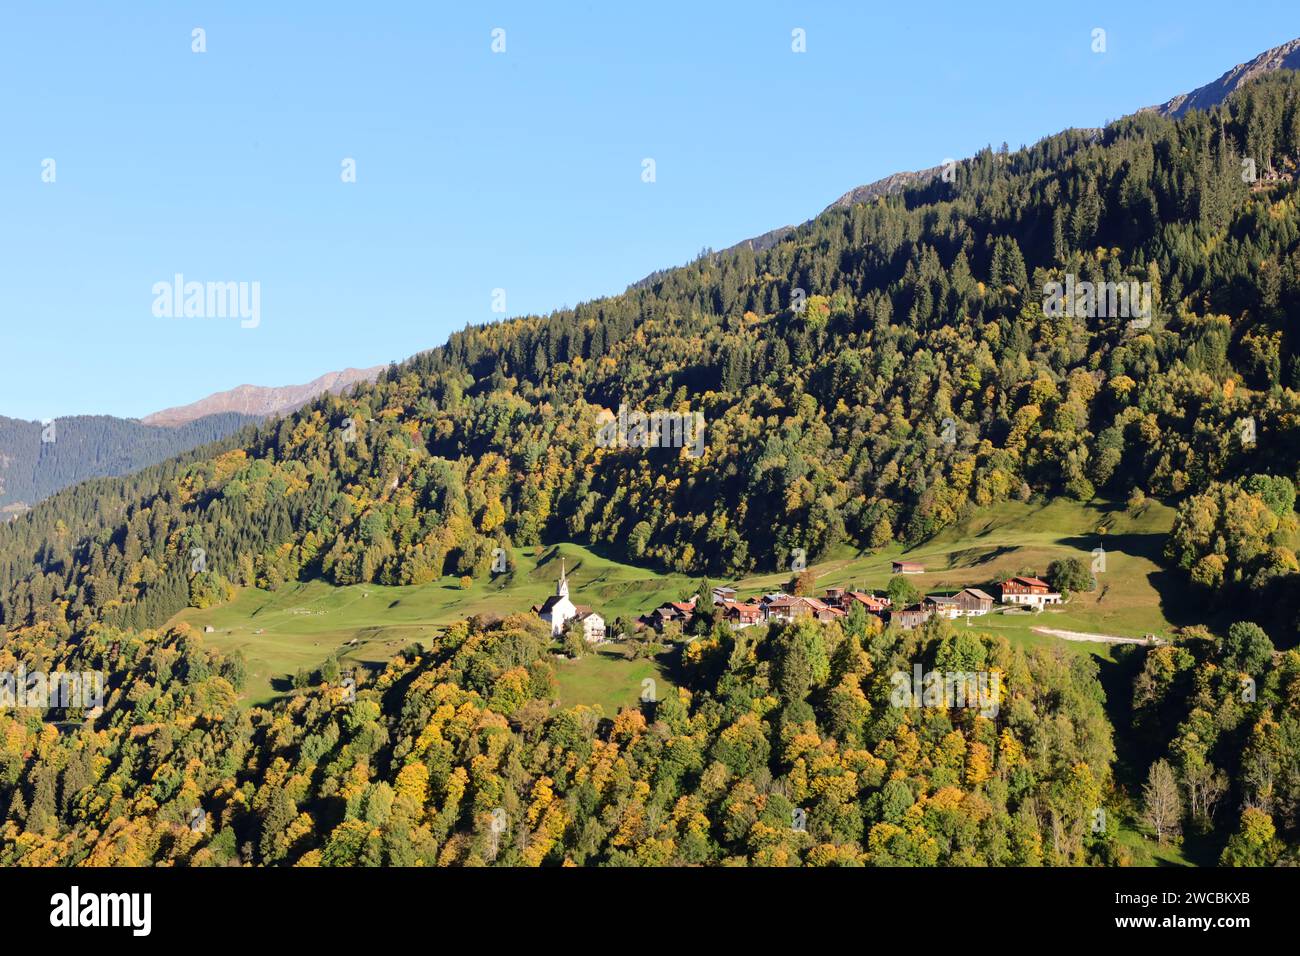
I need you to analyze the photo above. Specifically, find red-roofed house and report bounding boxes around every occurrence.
[721,601,764,629]
[1000,576,1061,609]
[763,595,845,624]
[641,595,698,631]
[844,591,891,614]
[802,596,846,623]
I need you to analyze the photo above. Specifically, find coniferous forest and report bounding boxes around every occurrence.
[2,74,1300,869]
[0,412,256,510]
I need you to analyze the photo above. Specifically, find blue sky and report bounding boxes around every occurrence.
[2,1,1297,419]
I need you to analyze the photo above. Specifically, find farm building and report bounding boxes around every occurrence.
[953,588,996,616]
[923,594,962,620]
[891,604,933,630]
[999,576,1062,609]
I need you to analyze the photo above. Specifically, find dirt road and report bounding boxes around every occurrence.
[1032,627,1163,646]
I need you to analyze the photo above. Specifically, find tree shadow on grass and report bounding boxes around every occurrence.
[1095,645,1225,868]
[1060,531,1210,631]
[535,544,592,585]
[942,545,1019,571]
[1144,567,1223,631]
[1059,531,1164,562]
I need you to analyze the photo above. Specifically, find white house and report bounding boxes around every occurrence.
[711,586,738,605]
[999,576,1062,609]
[923,594,962,620]
[575,609,606,642]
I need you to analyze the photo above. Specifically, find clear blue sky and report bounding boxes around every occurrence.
[2,1,1297,419]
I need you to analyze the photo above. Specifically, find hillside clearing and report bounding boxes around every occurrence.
[169,542,693,705]
[172,497,1187,703]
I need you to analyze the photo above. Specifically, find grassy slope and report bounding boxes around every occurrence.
[553,643,675,715]
[172,498,1187,702]
[170,543,694,705]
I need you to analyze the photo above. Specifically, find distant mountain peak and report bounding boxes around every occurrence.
[141,366,384,427]
[1148,36,1300,118]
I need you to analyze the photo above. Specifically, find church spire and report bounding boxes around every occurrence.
[557,559,569,598]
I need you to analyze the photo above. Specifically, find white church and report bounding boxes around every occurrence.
[533,561,606,642]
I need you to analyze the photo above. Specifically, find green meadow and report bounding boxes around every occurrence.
[170,543,693,705]
[172,497,1190,704]
[553,643,675,715]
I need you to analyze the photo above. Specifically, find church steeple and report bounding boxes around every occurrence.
[557,559,569,598]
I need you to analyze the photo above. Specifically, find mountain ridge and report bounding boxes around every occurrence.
[1149,36,1300,117]
[141,365,385,427]
[689,35,1300,277]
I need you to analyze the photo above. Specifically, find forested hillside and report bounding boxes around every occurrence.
[1,610,1124,865]
[5,74,1300,642]
[0,413,257,511]
[1,73,1300,866]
